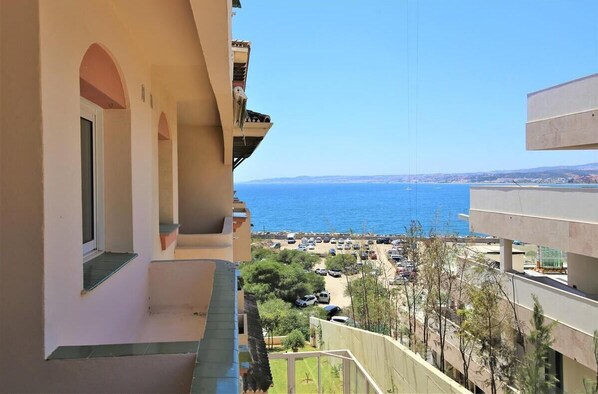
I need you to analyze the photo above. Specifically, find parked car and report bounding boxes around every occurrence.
[338,238,345,244]
[353,244,360,250]
[345,238,352,244]
[329,248,336,256]
[389,275,409,286]
[323,237,330,243]
[316,290,330,304]
[323,305,342,320]
[369,251,378,260]
[295,295,317,307]
[367,240,374,245]
[328,269,342,278]
[270,242,281,249]
[330,316,354,325]
[315,237,322,243]
[315,268,328,276]
[308,244,315,250]
[360,252,368,260]
[330,238,337,244]
[344,244,351,250]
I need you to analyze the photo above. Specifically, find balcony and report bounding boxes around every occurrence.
[505,271,598,370]
[233,200,252,262]
[527,73,598,150]
[175,216,233,261]
[469,186,598,258]
[46,259,240,393]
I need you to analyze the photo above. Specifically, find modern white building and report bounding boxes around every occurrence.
[469,74,598,393]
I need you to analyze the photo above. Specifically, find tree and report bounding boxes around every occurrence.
[240,259,325,303]
[283,329,306,352]
[518,295,557,394]
[325,254,356,271]
[465,277,516,394]
[420,235,459,372]
[402,220,425,350]
[582,329,598,394]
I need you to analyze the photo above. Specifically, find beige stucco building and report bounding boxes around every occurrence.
[468,74,598,393]
[0,0,272,392]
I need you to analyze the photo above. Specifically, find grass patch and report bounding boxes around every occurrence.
[269,345,343,394]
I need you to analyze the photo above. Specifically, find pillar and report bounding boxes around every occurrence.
[500,239,513,272]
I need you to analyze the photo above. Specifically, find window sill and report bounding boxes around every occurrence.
[82,252,138,292]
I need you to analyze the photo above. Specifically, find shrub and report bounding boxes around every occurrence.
[283,329,306,352]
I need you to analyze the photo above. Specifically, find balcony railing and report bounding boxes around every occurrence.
[176,216,234,261]
[469,186,598,258]
[527,73,598,150]
[269,350,383,394]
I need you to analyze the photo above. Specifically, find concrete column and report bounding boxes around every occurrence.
[567,253,598,295]
[500,239,513,272]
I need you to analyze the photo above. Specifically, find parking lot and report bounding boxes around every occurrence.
[279,238,399,311]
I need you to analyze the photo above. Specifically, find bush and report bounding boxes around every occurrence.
[283,329,306,352]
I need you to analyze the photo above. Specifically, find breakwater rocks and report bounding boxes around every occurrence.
[251,231,497,244]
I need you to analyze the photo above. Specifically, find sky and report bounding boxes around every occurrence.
[232,1,598,182]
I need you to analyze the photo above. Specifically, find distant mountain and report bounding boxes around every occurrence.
[243,163,598,184]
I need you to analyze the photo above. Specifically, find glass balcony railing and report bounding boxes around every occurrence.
[268,350,382,394]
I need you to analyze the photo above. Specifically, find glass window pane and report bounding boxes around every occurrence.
[81,118,94,244]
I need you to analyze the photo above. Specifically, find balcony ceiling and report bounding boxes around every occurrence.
[111,0,221,127]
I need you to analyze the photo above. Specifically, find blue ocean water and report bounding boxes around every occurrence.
[234,183,472,235]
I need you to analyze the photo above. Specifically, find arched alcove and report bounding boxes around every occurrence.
[80,43,128,109]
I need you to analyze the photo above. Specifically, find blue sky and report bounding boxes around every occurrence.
[233,1,598,182]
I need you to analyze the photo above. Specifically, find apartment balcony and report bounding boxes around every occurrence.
[45,260,241,393]
[469,186,598,258]
[233,200,252,262]
[175,216,233,261]
[505,271,598,370]
[527,73,598,150]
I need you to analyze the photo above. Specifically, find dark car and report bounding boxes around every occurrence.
[329,248,336,256]
[323,237,330,243]
[323,305,342,320]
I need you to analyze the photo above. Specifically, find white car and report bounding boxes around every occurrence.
[330,238,337,244]
[330,316,352,325]
[338,238,345,244]
[295,295,317,307]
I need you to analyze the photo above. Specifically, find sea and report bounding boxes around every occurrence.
[234,183,473,236]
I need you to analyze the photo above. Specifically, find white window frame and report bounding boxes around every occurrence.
[80,98,104,259]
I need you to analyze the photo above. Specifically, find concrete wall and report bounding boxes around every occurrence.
[470,186,598,258]
[311,318,468,394]
[567,253,598,296]
[178,125,233,234]
[233,202,252,262]
[562,353,596,394]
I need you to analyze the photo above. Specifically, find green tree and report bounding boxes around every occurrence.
[518,295,557,394]
[582,329,598,394]
[283,329,306,352]
[325,254,356,271]
[240,260,324,303]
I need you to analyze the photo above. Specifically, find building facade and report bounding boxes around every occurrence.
[0,0,270,392]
